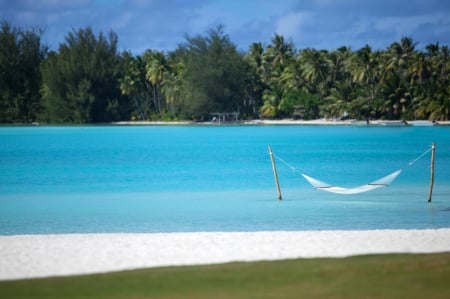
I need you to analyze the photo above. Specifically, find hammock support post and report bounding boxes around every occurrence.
[428,142,436,203]
[268,145,282,200]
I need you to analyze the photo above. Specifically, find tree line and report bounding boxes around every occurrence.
[1,20,449,123]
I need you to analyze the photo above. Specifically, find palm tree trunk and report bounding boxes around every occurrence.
[153,86,161,116]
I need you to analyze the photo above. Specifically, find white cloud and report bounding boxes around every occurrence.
[274,12,313,39]
[111,12,133,30]
[374,13,449,37]
[1,0,449,53]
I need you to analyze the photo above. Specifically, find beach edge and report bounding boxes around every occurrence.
[1,228,450,281]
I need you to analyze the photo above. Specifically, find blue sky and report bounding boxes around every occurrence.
[1,0,450,54]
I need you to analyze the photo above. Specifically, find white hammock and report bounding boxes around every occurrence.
[302,169,402,195]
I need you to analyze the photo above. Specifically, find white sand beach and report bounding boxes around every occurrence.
[1,229,450,281]
[114,119,450,126]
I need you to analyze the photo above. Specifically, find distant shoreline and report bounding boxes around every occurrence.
[1,119,449,127]
[113,119,450,126]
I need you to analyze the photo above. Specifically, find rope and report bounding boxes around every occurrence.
[273,154,300,173]
[273,144,432,174]
[408,145,433,166]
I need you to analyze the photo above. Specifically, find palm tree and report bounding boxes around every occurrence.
[436,45,449,84]
[144,50,170,117]
[423,44,450,120]
[410,52,432,85]
[347,45,383,118]
[324,47,353,118]
[411,43,450,120]
[381,37,418,119]
[299,48,330,100]
[328,46,351,84]
[280,56,304,91]
[266,34,294,68]
[265,34,295,91]
[248,43,265,72]
[260,86,283,118]
[244,42,267,114]
[119,52,153,120]
[254,35,295,119]
[161,61,185,117]
[383,37,416,74]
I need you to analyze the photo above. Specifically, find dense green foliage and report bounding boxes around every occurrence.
[40,28,128,123]
[1,20,449,123]
[0,22,46,123]
[173,26,249,120]
[1,253,449,299]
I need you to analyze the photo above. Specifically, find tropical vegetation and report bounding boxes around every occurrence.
[1,20,449,123]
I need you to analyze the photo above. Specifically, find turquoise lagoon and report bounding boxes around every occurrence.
[0,125,449,234]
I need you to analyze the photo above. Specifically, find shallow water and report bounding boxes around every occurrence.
[1,125,449,234]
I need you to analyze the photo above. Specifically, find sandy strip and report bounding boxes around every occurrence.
[1,229,450,281]
[113,119,450,126]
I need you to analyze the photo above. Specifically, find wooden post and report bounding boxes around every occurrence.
[268,145,282,200]
[428,142,436,203]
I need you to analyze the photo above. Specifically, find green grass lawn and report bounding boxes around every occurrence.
[1,253,449,299]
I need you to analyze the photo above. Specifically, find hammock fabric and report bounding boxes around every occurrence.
[301,169,402,195]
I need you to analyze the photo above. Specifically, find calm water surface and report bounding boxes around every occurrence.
[0,125,449,234]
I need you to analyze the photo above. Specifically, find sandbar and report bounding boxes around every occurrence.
[1,229,450,280]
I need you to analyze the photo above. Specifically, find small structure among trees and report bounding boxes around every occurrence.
[210,112,240,124]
